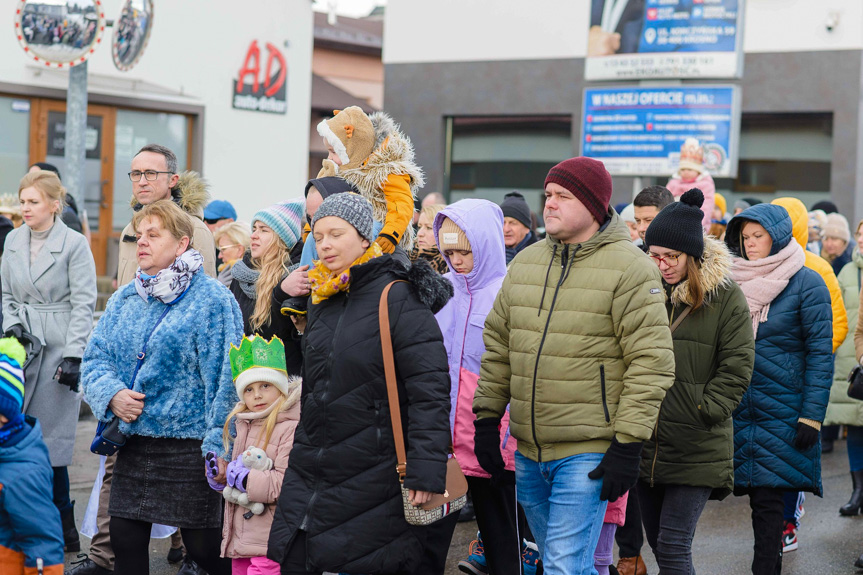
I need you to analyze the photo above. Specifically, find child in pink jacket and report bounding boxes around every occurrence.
[595,493,628,575]
[207,335,301,575]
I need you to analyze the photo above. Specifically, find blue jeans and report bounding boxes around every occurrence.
[515,451,607,575]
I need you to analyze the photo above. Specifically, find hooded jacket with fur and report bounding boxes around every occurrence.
[117,171,217,286]
[317,111,424,254]
[639,237,754,497]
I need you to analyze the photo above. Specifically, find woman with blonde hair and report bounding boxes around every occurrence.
[2,170,97,554]
[214,222,251,287]
[410,203,448,273]
[229,200,304,376]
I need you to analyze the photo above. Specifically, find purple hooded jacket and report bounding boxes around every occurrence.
[433,199,516,477]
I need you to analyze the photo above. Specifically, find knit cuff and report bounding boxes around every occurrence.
[798,418,822,431]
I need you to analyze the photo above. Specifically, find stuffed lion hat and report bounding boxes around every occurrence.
[317,107,377,173]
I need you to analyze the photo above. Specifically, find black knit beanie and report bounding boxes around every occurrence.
[500,191,532,229]
[304,176,359,200]
[644,188,705,259]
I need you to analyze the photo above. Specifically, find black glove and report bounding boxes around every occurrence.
[3,325,24,340]
[54,357,81,392]
[587,438,643,502]
[474,418,507,483]
[794,421,820,451]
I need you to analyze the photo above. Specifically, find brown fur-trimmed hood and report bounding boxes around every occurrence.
[337,112,425,249]
[670,236,733,307]
[130,170,210,220]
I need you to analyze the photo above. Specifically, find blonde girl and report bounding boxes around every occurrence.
[214,222,251,287]
[210,335,301,575]
[228,200,305,376]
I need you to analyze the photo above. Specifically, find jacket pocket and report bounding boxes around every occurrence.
[372,399,385,449]
[600,365,610,423]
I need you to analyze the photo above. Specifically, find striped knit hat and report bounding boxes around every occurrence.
[0,337,26,423]
[544,157,613,223]
[252,199,305,249]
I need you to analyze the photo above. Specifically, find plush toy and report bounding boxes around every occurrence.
[222,446,273,516]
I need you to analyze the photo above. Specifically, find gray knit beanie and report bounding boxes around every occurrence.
[312,192,375,243]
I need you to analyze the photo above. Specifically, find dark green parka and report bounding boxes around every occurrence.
[640,237,754,497]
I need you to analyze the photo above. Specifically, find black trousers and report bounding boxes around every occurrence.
[737,487,785,575]
[468,475,529,575]
[110,516,230,575]
[615,482,644,558]
[280,514,459,575]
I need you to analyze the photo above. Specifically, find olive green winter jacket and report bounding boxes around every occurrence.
[825,250,863,427]
[639,237,754,496]
[473,210,675,463]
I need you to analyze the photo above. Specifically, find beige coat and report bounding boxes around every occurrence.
[221,402,300,559]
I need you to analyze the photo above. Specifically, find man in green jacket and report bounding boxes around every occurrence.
[473,157,675,575]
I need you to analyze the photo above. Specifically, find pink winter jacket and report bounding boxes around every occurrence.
[666,172,716,232]
[220,402,300,559]
[433,200,517,478]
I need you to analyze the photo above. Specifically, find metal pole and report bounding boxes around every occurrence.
[65,61,88,206]
[632,176,643,200]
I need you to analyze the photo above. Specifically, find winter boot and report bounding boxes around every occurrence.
[176,556,208,575]
[280,295,307,316]
[457,531,488,575]
[841,470,863,516]
[61,501,80,553]
[616,555,647,575]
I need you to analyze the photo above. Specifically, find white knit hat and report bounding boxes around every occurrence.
[235,367,291,400]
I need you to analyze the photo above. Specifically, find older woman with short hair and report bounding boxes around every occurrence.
[82,200,243,575]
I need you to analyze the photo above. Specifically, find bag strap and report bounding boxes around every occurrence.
[127,305,172,390]
[379,280,409,483]
[670,305,692,334]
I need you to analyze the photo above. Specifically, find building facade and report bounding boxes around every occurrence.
[383,0,863,222]
[1,0,313,274]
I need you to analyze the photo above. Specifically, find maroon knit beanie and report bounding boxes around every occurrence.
[544,157,613,223]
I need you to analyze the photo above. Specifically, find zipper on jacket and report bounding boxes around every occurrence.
[531,244,576,462]
[600,365,610,423]
[650,405,662,487]
[301,292,348,530]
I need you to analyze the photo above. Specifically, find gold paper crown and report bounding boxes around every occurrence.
[229,335,286,381]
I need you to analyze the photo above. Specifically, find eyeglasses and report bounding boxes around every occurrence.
[648,252,681,267]
[218,244,242,250]
[128,170,173,182]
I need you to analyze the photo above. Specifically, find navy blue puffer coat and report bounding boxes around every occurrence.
[726,204,833,495]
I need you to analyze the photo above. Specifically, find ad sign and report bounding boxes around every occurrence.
[585,0,744,80]
[581,85,741,177]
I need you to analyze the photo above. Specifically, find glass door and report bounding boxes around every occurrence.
[31,100,116,274]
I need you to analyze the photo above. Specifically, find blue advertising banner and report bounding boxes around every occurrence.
[581,85,741,177]
[585,0,744,80]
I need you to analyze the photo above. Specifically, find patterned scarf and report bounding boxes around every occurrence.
[231,257,259,299]
[309,243,382,304]
[135,249,203,304]
[0,413,26,447]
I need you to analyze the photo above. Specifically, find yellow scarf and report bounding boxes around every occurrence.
[309,243,383,304]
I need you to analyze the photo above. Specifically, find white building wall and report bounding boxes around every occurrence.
[384,0,863,65]
[0,0,313,222]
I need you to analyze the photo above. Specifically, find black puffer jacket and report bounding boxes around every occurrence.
[229,252,303,377]
[267,256,453,573]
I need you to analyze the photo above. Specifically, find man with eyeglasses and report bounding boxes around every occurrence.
[115,144,216,288]
[67,144,215,575]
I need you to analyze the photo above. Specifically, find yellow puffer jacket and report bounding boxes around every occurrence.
[772,197,847,352]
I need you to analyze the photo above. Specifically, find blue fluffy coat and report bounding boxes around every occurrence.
[82,271,244,457]
[726,204,834,495]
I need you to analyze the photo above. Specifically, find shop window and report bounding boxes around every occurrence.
[0,97,30,204]
[447,116,571,216]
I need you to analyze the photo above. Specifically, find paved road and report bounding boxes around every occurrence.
[66,415,863,574]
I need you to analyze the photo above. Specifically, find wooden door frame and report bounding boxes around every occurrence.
[29,99,116,275]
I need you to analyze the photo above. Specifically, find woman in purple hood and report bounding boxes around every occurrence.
[434,199,536,575]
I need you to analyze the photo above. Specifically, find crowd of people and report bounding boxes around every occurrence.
[0,108,862,575]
